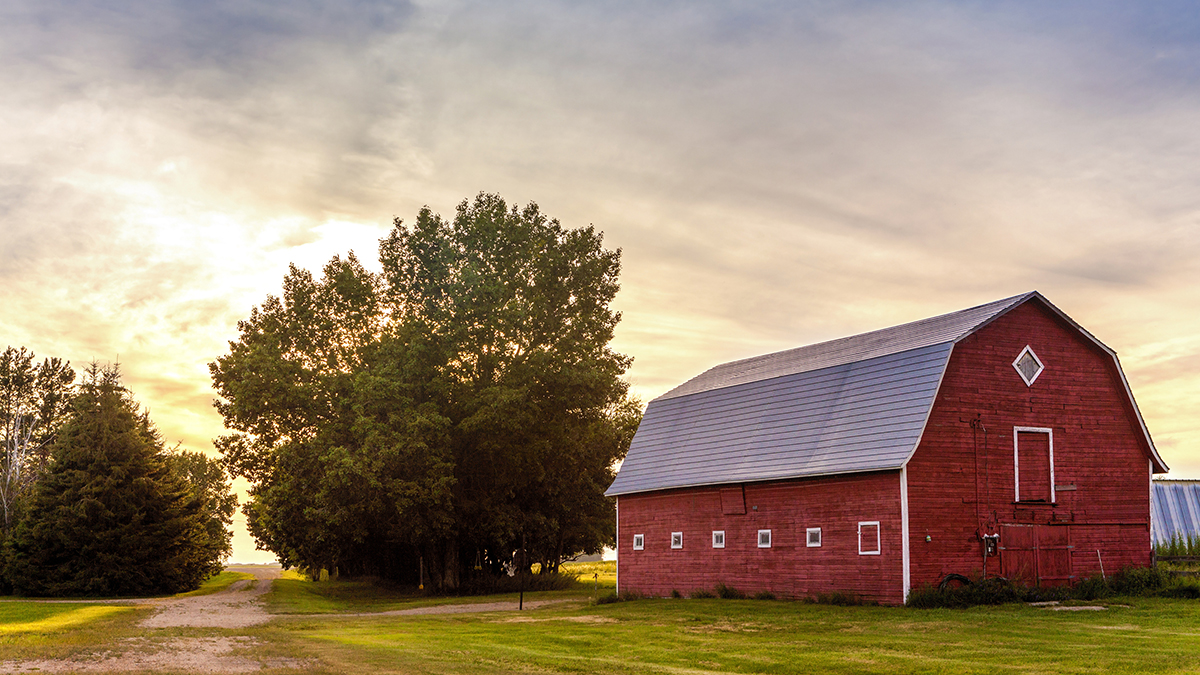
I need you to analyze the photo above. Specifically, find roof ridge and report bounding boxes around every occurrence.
[657,292,1035,401]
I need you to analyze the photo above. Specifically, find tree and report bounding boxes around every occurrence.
[212,193,640,589]
[0,347,75,532]
[166,448,239,579]
[6,364,220,596]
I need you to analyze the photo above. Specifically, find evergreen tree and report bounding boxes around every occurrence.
[6,364,217,596]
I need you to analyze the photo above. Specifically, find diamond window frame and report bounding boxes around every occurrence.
[1012,345,1045,387]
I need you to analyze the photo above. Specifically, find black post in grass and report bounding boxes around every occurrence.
[519,533,526,610]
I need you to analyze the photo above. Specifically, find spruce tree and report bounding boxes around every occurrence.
[6,364,214,596]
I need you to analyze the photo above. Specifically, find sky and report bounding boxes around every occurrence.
[2,1,1199,563]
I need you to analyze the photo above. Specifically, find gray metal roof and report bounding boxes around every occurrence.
[607,291,1165,497]
[1152,480,1200,546]
[658,293,1030,401]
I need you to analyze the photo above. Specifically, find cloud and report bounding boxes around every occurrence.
[3,0,1200,565]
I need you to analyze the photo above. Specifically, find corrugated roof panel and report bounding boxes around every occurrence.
[1152,480,1200,545]
[658,293,1030,400]
[606,342,953,496]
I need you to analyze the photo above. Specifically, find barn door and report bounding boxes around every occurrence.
[1000,525,1037,582]
[1037,526,1073,586]
[1000,524,1073,586]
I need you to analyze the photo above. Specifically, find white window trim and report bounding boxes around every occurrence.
[671,531,683,549]
[858,521,881,555]
[1013,426,1055,503]
[1012,345,1045,386]
[806,527,822,548]
[757,529,772,548]
[632,533,644,551]
[712,530,725,549]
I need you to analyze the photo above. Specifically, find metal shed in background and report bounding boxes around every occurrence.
[1152,480,1200,545]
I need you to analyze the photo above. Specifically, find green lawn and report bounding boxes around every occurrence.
[5,567,1200,673]
[269,595,1200,674]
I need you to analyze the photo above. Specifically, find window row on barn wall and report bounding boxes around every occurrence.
[631,522,881,555]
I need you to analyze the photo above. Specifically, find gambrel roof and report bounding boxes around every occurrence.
[606,292,1166,497]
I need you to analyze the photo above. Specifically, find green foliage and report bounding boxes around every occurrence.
[211,194,639,590]
[753,590,776,600]
[1156,532,1200,557]
[595,589,648,604]
[715,583,745,599]
[5,364,219,596]
[165,448,238,577]
[689,588,716,599]
[908,566,1182,609]
[1,346,75,535]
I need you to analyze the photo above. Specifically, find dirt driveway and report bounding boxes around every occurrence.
[2,565,300,674]
[2,565,576,673]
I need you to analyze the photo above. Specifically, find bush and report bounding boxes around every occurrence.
[715,583,746,599]
[457,570,580,596]
[812,592,871,606]
[595,591,619,605]
[1110,566,1168,596]
[908,566,1189,609]
[753,591,776,600]
[690,589,716,599]
[670,589,682,599]
[907,576,1022,609]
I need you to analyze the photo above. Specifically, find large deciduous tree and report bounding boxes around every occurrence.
[211,193,639,589]
[6,364,221,596]
[0,346,75,533]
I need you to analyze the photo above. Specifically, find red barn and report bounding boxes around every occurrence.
[606,292,1168,605]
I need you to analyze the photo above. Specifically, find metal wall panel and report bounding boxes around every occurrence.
[1153,480,1200,545]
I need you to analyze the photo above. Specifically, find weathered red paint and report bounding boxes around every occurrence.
[616,298,1157,604]
[906,300,1154,590]
[617,471,905,605]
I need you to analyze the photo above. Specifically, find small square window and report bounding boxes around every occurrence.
[806,527,822,547]
[632,534,644,551]
[858,521,880,555]
[757,529,772,548]
[671,532,683,549]
[712,530,725,548]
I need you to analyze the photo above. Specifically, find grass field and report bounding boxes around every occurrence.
[259,594,1200,674]
[5,564,1200,673]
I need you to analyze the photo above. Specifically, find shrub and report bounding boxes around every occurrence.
[690,589,716,599]
[457,570,580,596]
[812,592,871,606]
[907,576,1022,609]
[1110,565,1168,596]
[670,589,682,599]
[595,589,647,605]
[753,591,776,600]
[715,583,746,599]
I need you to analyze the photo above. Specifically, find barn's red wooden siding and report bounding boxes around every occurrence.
[617,471,905,605]
[906,301,1154,589]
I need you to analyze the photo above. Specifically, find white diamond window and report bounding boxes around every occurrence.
[1012,346,1044,386]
